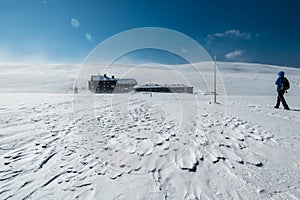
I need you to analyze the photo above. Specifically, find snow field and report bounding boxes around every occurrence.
[1,62,300,199]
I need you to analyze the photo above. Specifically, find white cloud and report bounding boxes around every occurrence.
[224,50,245,60]
[207,29,251,40]
[181,47,187,53]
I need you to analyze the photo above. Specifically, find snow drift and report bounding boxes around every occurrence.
[0,62,299,199]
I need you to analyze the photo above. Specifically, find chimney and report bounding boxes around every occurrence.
[112,75,115,79]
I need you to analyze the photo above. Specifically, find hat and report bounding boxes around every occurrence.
[278,71,285,77]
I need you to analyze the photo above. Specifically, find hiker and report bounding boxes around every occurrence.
[274,71,290,110]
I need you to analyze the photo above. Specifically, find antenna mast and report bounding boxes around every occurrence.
[150,80,152,97]
[214,55,217,103]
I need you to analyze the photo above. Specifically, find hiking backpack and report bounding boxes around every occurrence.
[282,77,290,90]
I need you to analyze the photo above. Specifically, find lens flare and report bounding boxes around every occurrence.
[71,18,80,28]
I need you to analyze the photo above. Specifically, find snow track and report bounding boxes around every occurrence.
[1,92,298,200]
[1,62,300,199]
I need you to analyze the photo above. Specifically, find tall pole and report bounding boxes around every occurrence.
[214,55,217,103]
[150,79,152,97]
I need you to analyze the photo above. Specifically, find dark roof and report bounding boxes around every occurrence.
[91,75,113,81]
[90,75,137,85]
[135,83,192,88]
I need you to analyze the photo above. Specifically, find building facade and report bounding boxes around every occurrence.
[88,74,137,93]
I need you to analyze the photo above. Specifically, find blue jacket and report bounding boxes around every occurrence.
[275,71,285,91]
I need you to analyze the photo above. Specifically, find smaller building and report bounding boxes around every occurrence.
[114,79,138,93]
[88,74,137,93]
[134,83,193,94]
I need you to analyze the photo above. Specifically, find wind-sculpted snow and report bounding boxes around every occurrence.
[1,62,300,199]
[1,91,299,199]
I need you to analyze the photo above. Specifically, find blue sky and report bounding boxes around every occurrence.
[0,0,300,67]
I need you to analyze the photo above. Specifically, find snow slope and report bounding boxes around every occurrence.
[0,62,299,199]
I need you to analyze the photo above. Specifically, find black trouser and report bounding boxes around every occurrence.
[275,90,289,109]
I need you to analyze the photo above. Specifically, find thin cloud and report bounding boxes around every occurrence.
[208,30,251,40]
[181,47,187,53]
[224,50,245,60]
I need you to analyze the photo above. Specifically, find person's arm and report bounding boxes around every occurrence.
[275,77,280,86]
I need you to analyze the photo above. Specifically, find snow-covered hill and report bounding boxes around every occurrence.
[0,62,299,199]
[0,64,78,93]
